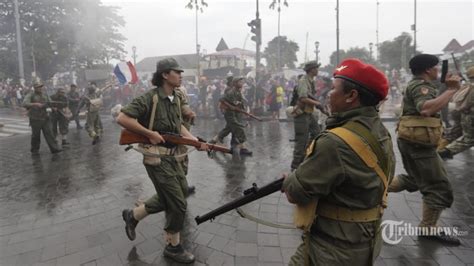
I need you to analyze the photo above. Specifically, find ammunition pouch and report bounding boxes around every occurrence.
[397,116,443,147]
[138,144,176,166]
[285,106,304,118]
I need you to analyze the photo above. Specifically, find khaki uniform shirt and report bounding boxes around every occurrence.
[283,106,395,244]
[296,75,316,113]
[22,92,51,120]
[121,87,182,134]
[402,78,439,117]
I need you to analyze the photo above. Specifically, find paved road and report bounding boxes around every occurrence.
[0,110,473,265]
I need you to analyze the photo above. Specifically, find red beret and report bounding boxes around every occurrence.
[333,58,388,100]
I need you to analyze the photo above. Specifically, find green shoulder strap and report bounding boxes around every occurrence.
[342,121,389,177]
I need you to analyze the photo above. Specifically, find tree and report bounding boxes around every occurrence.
[263,36,299,71]
[379,32,417,70]
[320,47,373,73]
[0,0,126,82]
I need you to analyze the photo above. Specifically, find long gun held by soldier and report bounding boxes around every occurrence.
[119,128,232,154]
[195,177,284,225]
[221,100,263,121]
[292,93,329,116]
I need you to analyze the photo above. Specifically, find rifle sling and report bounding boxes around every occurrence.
[236,208,296,229]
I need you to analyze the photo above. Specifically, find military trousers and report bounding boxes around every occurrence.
[69,105,81,128]
[29,119,60,153]
[222,112,246,145]
[446,113,474,155]
[397,138,453,209]
[86,111,102,138]
[51,112,69,138]
[291,112,320,170]
[216,124,232,143]
[289,232,375,266]
[143,158,188,233]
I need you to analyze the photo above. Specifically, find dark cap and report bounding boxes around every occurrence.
[304,60,321,71]
[33,81,44,88]
[409,54,439,73]
[226,76,234,86]
[156,58,184,73]
[232,76,245,83]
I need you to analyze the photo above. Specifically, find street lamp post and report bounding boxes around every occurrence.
[13,0,25,84]
[314,41,320,63]
[369,42,373,60]
[132,46,137,66]
[413,0,417,56]
[336,0,340,65]
[186,0,207,85]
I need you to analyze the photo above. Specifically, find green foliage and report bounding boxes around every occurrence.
[263,36,299,71]
[0,0,126,82]
[378,32,416,70]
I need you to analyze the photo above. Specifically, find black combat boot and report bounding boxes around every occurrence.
[187,185,196,196]
[92,135,100,145]
[62,140,69,145]
[240,148,253,156]
[438,149,453,160]
[122,209,138,241]
[419,230,461,246]
[163,244,195,264]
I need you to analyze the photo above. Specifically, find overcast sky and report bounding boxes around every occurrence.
[101,0,473,66]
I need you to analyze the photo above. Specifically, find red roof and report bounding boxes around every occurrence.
[442,39,462,52]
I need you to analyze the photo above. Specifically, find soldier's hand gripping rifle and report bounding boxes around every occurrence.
[195,177,284,225]
[220,100,263,121]
[119,128,232,155]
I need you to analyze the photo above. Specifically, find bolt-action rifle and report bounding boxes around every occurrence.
[119,129,232,154]
[220,100,263,121]
[195,177,284,225]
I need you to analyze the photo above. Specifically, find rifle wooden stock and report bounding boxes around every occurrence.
[221,100,262,121]
[119,129,232,154]
[195,177,284,225]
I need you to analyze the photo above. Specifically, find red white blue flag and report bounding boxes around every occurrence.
[114,61,138,85]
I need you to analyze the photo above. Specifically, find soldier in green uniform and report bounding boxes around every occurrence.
[215,77,252,156]
[389,54,461,245]
[290,60,323,170]
[50,87,70,146]
[78,85,103,145]
[210,76,234,145]
[118,58,207,264]
[22,82,62,155]
[439,66,474,159]
[67,84,82,129]
[283,59,395,265]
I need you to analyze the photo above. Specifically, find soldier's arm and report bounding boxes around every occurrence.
[419,75,461,117]
[296,78,320,106]
[22,93,42,108]
[282,134,345,205]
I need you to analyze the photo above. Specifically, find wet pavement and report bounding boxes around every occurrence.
[0,109,473,266]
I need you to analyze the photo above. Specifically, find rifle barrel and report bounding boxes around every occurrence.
[195,178,283,225]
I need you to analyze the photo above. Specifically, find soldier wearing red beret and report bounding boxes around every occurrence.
[282,59,396,265]
[389,54,462,245]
